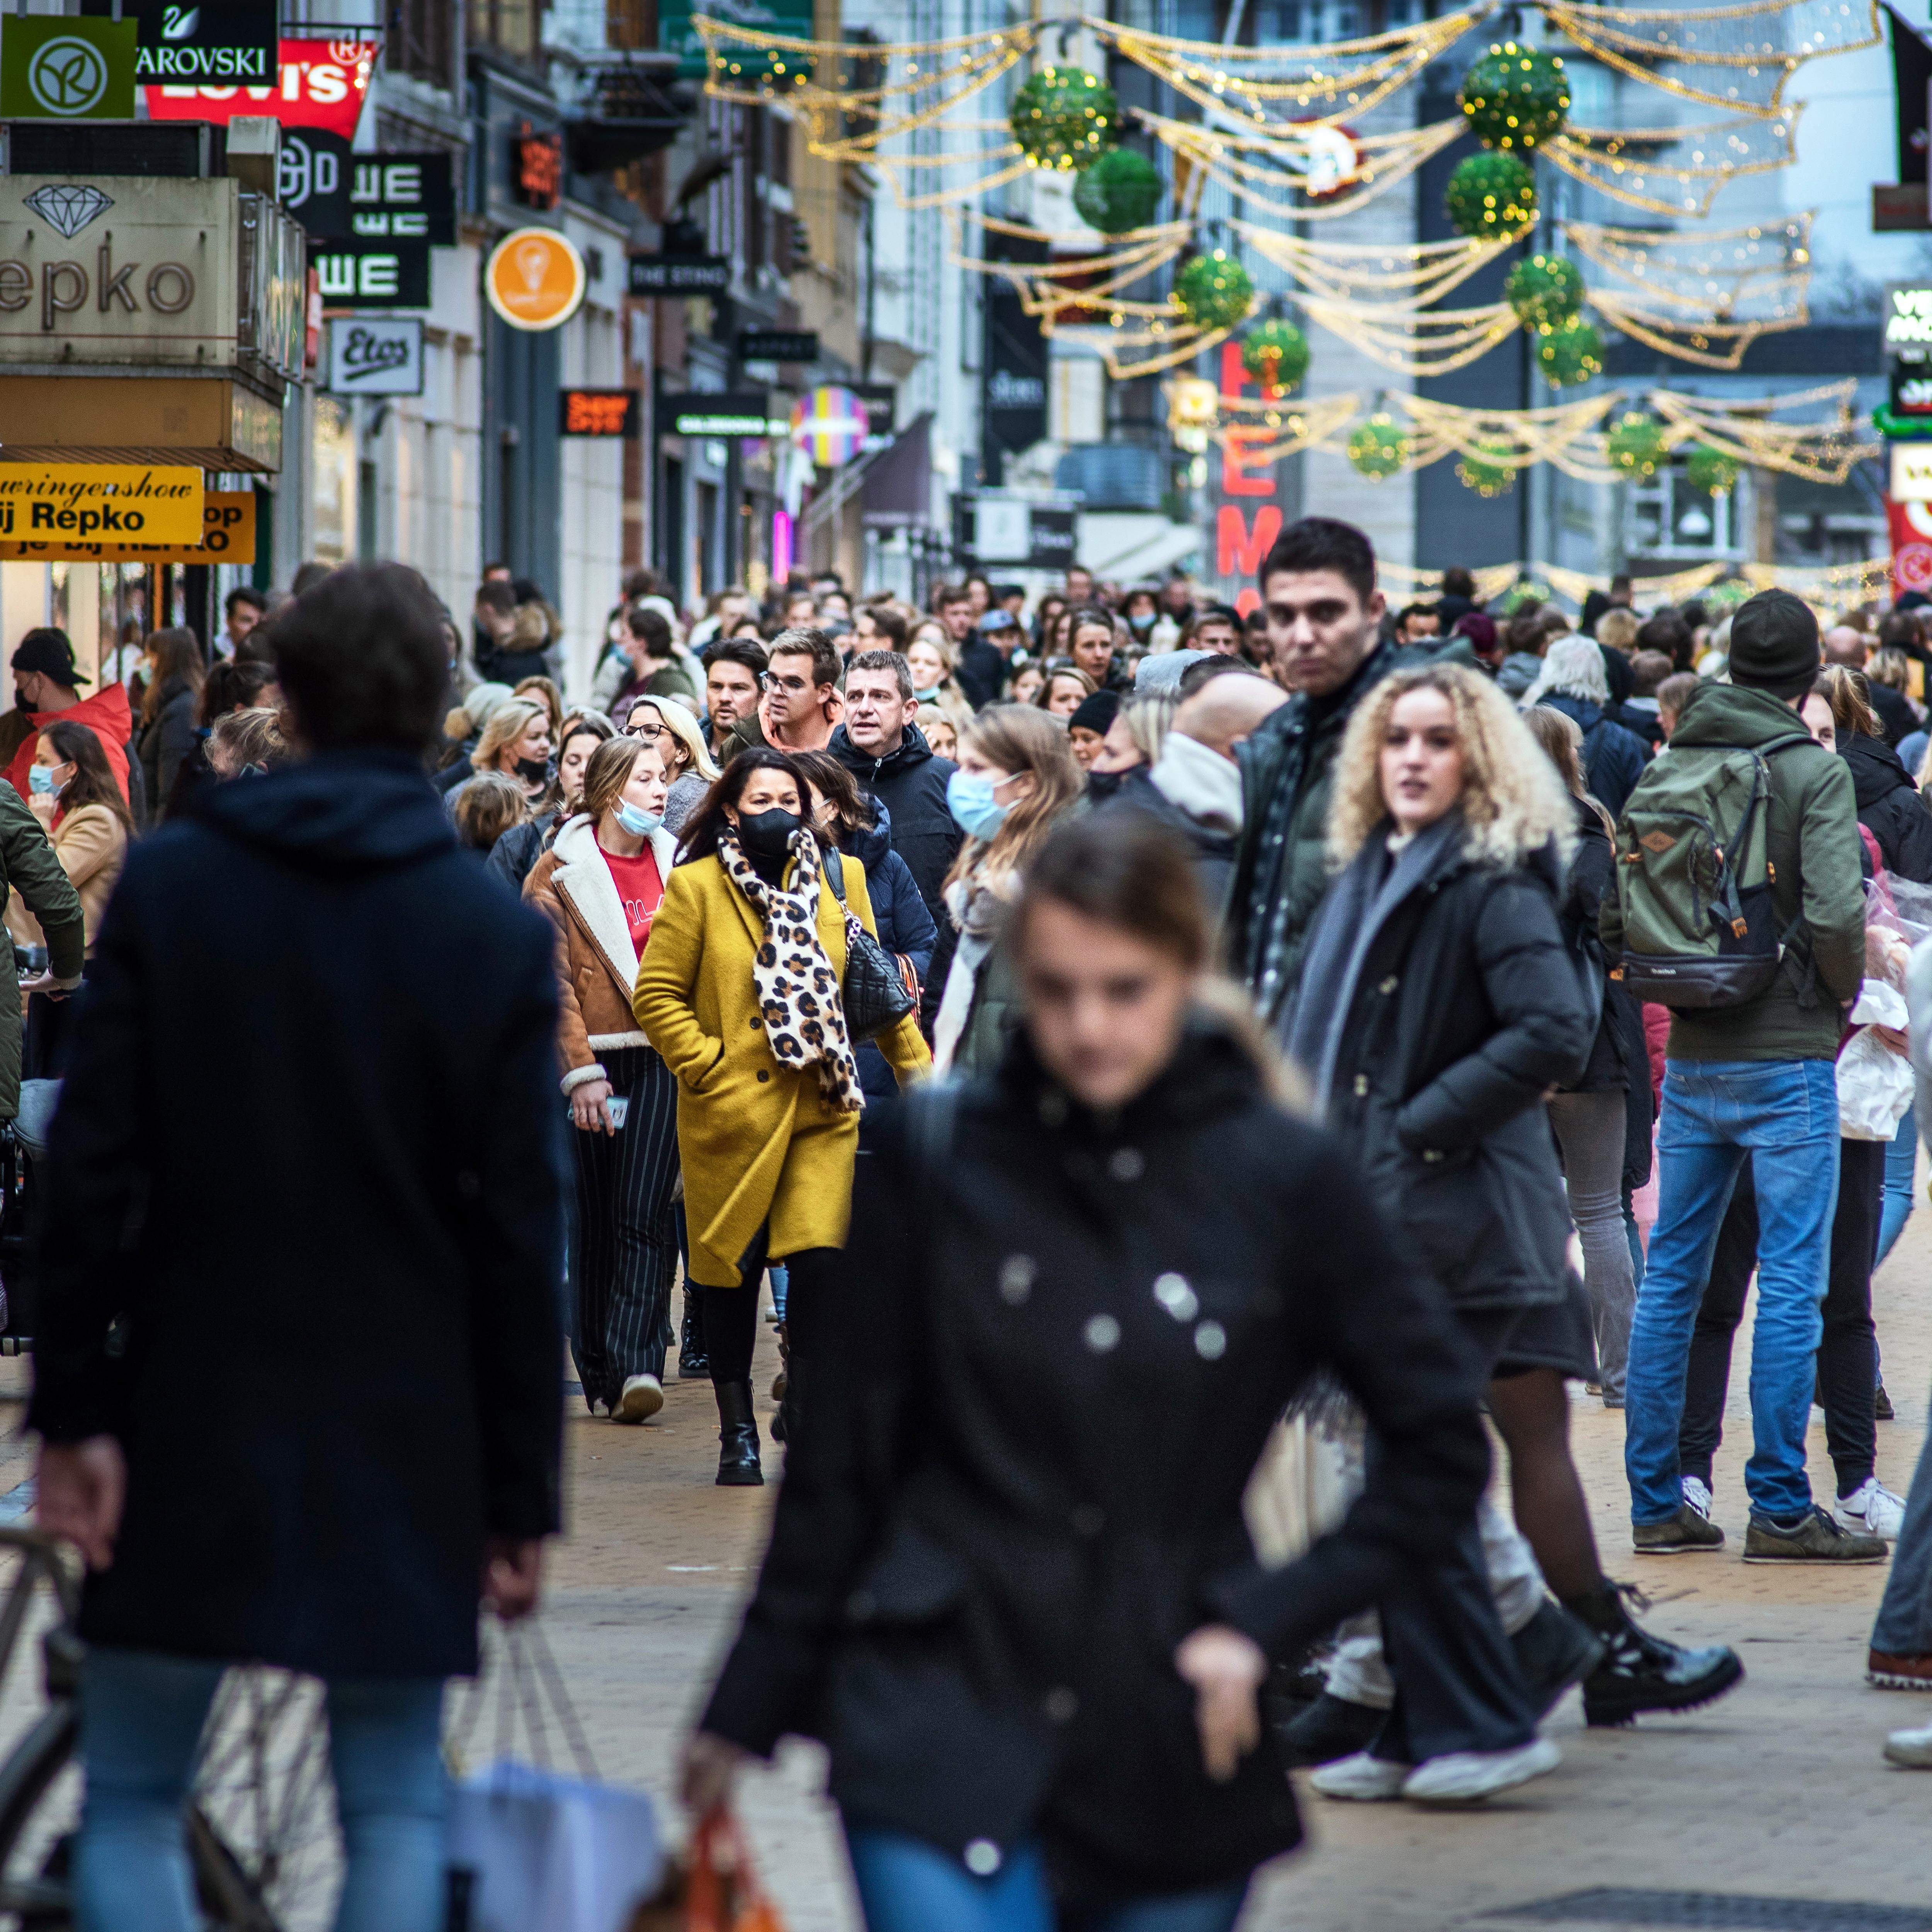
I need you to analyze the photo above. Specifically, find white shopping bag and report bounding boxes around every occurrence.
[446,1760,663,1932]
[1839,978,1915,1141]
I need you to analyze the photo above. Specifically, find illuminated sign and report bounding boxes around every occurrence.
[560,389,638,437]
[144,35,377,138]
[669,392,776,437]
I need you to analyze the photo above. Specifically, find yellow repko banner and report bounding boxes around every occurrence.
[0,465,203,545]
[0,490,254,564]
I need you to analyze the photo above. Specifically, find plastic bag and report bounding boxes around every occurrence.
[1840,977,1914,1139]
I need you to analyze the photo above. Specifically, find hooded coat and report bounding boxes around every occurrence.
[633,844,930,1286]
[4,681,133,807]
[1536,691,1649,821]
[698,1019,1492,1896]
[26,750,565,1679]
[1839,728,1932,885]
[827,721,961,929]
[136,675,202,827]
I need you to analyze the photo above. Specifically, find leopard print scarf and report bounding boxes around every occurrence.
[718,825,865,1115]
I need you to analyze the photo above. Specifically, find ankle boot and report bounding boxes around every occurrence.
[776,1357,804,1451]
[1566,1581,1743,1727]
[713,1380,763,1487]
[678,1291,709,1379]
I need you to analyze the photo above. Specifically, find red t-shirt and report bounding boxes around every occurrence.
[600,842,664,950]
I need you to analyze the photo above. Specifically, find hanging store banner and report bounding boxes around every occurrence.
[144,35,377,138]
[0,464,203,544]
[312,240,431,310]
[659,0,812,79]
[80,0,275,85]
[485,227,585,332]
[278,134,455,245]
[0,16,138,120]
[0,488,253,561]
[325,316,424,396]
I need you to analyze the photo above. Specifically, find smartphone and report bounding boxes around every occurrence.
[605,1096,630,1130]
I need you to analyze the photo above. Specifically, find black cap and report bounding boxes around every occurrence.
[1727,588,1818,693]
[11,628,88,689]
[1069,690,1119,735]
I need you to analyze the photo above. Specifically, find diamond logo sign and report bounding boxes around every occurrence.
[23,184,113,239]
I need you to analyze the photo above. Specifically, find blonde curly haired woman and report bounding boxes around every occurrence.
[1284,663,1740,1799]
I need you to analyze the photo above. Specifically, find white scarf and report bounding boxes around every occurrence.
[1150,731,1245,832]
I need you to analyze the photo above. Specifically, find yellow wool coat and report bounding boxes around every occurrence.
[634,848,929,1287]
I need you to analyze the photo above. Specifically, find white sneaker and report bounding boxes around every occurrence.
[1682,1476,1714,1522]
[1884,1722,1932,1767]
[1309,1752,1408,1801]
[1402,1738,1561,1805]
[1838,1477,1906,1540]
[614,1374,665,1423]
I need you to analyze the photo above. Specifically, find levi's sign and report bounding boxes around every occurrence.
[0,465,202,543]
[144,35,376,138]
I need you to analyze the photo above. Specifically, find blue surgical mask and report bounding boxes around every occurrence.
[27,765,58,798]
[947,769,1009,840]
[615,801,662,837]
[912,684,942,704]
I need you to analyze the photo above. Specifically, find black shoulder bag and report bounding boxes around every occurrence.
[822,846,918,1043]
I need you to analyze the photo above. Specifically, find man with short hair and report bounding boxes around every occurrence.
[220,587,268,661]
[1064,565,1094,605]
[701,639,766,762]
[1607,588,1875,1561]
[728,627,840,755]
[599,605,700,716]
[31,561,563,1931]
[944,590,1005,708]
[830,648,961,927]
[853,604,908,655]
[6,630,133,805]
[782,589,819,628]
[934,583,976,646]
[473,580,547,686]
[1395,603,1441,644]
[1184,605,1245,657]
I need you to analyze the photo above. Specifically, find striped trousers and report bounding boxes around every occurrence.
[570,1044,680,1403]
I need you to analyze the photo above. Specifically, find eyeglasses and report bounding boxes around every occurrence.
[760,673,813,694]
[623,722,664,741]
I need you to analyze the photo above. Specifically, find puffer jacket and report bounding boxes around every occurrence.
[1537,692,1649,821]
[1840,728,1932,885]
[828,722,961,929]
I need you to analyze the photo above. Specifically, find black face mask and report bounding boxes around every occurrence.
[738,808,802,859]
[1085,768,1129,804]
[515,755,552,787]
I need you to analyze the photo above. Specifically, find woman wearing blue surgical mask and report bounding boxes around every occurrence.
[524,735,683,1430]
[929,704,1083,1076]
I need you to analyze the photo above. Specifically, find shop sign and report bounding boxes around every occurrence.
[660,0,811,80]
[512,130,563,211]
[325,315,423,396]
[628,253,729,296]
[0,464,202,544]
[0,16,138,120]
[144,35,377,138]
[1894,443,1932,503]
[740,329,817,363]
[669,392,775,437]
[560,389,638,436]
[791,385,867,467]
[1892,370,1932,418]
[0,176,234,366]
[82,0,275,84]
[312,240,430,310]
[0,488,253,562]
[279,135,454,245]
[485,227,585,332]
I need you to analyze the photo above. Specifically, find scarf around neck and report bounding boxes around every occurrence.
[718,825,864,1114]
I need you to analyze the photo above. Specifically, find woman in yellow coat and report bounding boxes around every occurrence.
[635,746,929,1484]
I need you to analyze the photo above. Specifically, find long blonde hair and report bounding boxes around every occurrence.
[1328,664,1575,869]
[943,704,1084,897]
[473,697,548,775]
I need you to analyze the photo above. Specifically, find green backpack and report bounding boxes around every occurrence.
[1609,729,1814,1010]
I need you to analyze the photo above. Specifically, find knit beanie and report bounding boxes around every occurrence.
[1069,690,1120,735]
[1726,590,1819,694]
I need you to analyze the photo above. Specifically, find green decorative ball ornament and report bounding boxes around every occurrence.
[1173,250,1255,333]
[1071,146,1163,233]
[1505,254,1585,332]
[1011,67,1119,172]
[1607,413,1668,480]
[1532,316,1603,388]
[1346,413,1412,481]
[1456,442,1516,498]
[1685,444,1742,497]
[1458,41,1570,152]
[1444,152,1537,240]
[1240,319,1311,393]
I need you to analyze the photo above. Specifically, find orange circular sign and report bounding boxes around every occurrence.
[484,227,587,332]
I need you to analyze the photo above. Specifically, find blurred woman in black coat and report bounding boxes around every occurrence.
[683,813,1494,1932]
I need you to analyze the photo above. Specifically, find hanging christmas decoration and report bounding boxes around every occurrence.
[1444,151,1537,239]
[1505,254,1585,331]
[1071,146,1164,233]
[1347,412,1412,480]
[1606,413,1669,478]
[1534,316,1604,388]
[1685,444,1742,496]
[1010,67,1118,171]
[1173,250,1256,332]
[1458,42,1570,153]
[1457,441,1518,496]
[1240,319,1311,392]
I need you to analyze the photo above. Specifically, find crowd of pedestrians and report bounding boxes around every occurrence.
[10,526,1932,1928]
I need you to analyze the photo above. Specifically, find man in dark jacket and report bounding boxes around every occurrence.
[830,649,961,927]
[31,563,565,1931]
[1604,589,1874,1565]
[1225,517,1404,1022]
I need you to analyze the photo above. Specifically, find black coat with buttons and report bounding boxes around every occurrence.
[700,1016,1493,1897]
[1306,827,1591,1311]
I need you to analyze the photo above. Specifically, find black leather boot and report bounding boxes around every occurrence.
[713,1380,763,1487]
[1569,1582,1743,1727]
[678,1290,709,1379]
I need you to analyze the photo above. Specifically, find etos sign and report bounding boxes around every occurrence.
[144,36,377,139]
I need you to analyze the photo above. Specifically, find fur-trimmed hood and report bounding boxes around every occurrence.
[546,811,678,991]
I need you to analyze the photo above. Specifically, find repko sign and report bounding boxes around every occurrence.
[0,465,203,545]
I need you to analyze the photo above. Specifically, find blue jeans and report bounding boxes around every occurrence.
[76,1647,448,1932]
[1625,1059,1840,1527]
[844,1830,1249,1932]
[1878,1100,1918,1270]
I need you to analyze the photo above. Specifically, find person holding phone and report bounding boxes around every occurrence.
[525,736,683,1424]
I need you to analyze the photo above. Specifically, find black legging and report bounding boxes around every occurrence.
[695,1232,840,1386]
[1678,1141,1882,1499]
